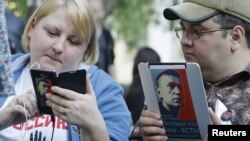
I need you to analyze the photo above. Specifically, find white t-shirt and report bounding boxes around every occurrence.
[0,65,68,141]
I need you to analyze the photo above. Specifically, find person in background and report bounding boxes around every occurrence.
[89,0,116,78]
[125,47,161,126]
[0,0,131,141]
[130,0,250,140]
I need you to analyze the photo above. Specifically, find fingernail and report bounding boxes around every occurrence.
[161,128,165,134]
[208,107,213,112]
[51,86,56,91]
[155,113,161,119]
[46,101,51,107]
[158,120,163,125]
[45,93,51,98]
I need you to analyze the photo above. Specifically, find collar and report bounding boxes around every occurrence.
[204,64,250,87]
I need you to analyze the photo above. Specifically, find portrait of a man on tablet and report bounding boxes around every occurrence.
[138,62,211,140]
[156,69,184,119]
[151,68,201,139]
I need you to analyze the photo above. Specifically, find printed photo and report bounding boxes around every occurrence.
[150,68,201,139]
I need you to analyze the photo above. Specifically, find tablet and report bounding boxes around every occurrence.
[138,62,211,141]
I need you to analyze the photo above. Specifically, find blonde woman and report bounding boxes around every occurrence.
[0,0,131,140]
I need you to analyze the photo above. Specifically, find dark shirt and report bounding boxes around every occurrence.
[125,84,145,125]
[205,64,250,124]
[95,28,114,73]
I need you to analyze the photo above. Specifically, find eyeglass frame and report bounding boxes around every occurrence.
[174,27,234,40]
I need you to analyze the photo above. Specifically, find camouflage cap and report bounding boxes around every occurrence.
[163,0,250,23]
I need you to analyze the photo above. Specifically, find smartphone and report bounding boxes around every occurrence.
[57,69,86,94]
[30,68,57,115]
[30,69,86,115]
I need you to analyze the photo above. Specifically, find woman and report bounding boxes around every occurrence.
[0,0,131,140]
[125,47,161,125]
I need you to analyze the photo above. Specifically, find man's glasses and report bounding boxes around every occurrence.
[174,27,233,40]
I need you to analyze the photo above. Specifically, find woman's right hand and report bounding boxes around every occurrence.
[0,90,39,130]
[139,110,168,141]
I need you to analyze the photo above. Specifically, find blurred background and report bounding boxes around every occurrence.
[5,0,184,87]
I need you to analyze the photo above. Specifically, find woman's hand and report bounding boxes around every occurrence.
[46,75,109,141]
[139,110,168,141]
[0,90,39,130]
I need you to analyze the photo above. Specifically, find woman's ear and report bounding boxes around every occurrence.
[28,18,37,37]
[31,17,37,28]
[230,25,245,52]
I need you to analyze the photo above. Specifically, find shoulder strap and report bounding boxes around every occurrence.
[0,97,8,107]
[67,124,81,141]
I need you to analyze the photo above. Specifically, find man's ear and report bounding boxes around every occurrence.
[157,89,161,96]
[230,25,245,52]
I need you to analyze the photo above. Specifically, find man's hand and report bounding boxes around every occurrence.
[204,108,222,141]
[208,108,221,125]
[139,110,168,141]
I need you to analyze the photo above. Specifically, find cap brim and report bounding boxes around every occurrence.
[163,2,219,22]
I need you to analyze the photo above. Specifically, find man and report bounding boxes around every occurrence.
[156,69,183,119]
[37,79,48,96]
[130,0,250,140]
[89,0,116,78]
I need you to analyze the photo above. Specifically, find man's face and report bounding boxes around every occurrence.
[157,74,183,108]
[38,80,48,95]
[89,0,105,25]
[179,18,232,81]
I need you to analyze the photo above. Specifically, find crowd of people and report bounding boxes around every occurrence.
[1,0,250,141]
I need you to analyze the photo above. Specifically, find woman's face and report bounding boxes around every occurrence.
[28,7,86,73]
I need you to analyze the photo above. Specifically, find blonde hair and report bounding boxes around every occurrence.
[22,0,98,65]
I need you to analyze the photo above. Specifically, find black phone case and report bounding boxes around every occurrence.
[30,69,86,115]
[58,69,86,94]
[30,69,57,115]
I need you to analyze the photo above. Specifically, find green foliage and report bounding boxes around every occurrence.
[112,0,154,51]
[5,0,27,19]
[6,0,181,51]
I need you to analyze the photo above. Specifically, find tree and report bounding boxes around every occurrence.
[111,0,154,50]
[5,0,181,51]
[5,0,27,19]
